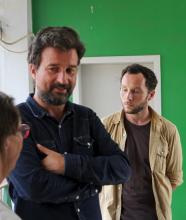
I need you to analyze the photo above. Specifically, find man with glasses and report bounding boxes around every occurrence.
[8,27,131,220]
[0,92,30,220]
[99,64,183,220]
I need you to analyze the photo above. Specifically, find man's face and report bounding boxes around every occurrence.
[120,73,155,114]
[30,47,79,106]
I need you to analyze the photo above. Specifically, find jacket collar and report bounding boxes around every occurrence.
[112,110,125,125]
[113,106,162,126]
[149,106,162,132]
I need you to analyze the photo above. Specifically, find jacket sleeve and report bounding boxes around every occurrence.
[8,136,82,204]
[64,111,131,185]
[166,125,183,187]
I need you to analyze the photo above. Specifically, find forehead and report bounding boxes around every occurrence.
[121,73,146,88]
[40,47,78,65]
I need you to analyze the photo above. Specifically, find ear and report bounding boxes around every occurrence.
[147,90,155,101]
[28,64,37,80]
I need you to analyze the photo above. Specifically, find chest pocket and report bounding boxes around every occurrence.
[154,143,168,174]
[73,135,94,156]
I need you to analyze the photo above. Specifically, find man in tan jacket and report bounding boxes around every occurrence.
[99,64,183,220]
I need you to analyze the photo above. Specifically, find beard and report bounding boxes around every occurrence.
[37,83,73,106]
[124,100,148,114]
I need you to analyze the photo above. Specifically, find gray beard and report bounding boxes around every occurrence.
[38,90,71,106]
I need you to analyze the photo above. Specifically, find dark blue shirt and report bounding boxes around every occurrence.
[8,95,131,220]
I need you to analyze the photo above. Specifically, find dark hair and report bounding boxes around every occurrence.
[120,63,158,91]
[0,92,20,151]
[27,26,85,67]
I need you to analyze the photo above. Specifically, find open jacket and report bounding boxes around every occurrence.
[99,107,183,220]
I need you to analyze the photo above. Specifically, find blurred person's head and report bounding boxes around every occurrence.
[0,92,29,182]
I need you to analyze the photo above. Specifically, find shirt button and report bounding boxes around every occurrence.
[77,208,80,213]
[58,125,61,128]
[95,189,98,193]
[64,152,68,155]
[76,195,80,200]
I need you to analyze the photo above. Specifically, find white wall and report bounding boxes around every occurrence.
[0,0,32,104]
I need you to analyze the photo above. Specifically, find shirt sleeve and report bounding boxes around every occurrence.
[166,125,183,187]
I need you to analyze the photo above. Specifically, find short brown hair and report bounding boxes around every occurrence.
[121,63,158,91]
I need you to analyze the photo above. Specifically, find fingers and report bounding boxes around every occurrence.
[37,144,52,155]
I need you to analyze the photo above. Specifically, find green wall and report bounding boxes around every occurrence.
[32,0,186,218]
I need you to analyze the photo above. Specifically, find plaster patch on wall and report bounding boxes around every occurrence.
[90,5,94,14]
[90,5,95,31]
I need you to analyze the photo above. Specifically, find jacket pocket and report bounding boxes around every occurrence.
[154,147,168,174]
[73,135,94,155]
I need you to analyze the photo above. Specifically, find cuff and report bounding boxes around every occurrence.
[64,153,81,180]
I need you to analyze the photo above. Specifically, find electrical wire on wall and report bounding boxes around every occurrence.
[0,26,34,53]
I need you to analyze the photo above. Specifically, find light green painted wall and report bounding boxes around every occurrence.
[32,0,186,218]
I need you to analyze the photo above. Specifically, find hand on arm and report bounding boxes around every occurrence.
[9,137,81,203]
[37,144,65,174]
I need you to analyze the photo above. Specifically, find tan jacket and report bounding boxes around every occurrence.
[99,108,183,220]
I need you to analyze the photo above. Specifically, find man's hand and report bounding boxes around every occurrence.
[37,144,65,174]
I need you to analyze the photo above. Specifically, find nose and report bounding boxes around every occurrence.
[126,91,133,101]
[57,70,68,84]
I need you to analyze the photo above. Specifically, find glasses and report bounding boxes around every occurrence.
[18,124,30,139]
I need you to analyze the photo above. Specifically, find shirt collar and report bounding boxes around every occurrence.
[26,94,74,119]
